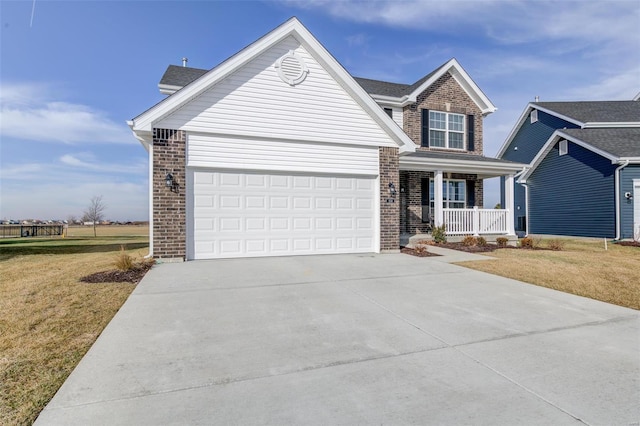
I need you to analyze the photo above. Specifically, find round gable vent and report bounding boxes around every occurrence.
[275,50,309,86]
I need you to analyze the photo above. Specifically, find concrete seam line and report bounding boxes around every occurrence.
[346,286,592,426]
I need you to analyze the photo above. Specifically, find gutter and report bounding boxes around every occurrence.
[614,160,630,240]
[521,182,530,237]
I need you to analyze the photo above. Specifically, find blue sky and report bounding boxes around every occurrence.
[1,0,638,221]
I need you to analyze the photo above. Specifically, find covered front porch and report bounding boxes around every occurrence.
[398,151,525,241]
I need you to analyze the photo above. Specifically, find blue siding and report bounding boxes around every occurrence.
[620,166,640,239]
[528,141,616,238]
[500,110,579,229]
[501,110,578,163]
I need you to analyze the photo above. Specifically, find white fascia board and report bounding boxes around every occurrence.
[291,22,416,153]
[158,84,180,95]
[406,59,497,116]
[132,18,303,133]
[131,17,416,154]
[369,94,409,108]
[531,104,585,128]
[618,157,640,164]
[496,104,535,158]
[127,120,151,152]
[399,156,525,178]
[519,130,619,181]
[583,122,640,128]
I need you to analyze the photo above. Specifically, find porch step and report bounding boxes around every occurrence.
[401,233,518,248]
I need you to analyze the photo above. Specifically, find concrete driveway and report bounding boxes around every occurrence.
[37,252,639,425]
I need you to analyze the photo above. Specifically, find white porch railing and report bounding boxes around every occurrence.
[442,207,510,236]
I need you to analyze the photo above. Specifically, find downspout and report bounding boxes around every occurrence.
[521,182,530,237]
[146,142,154,258]
[614,160,630,240]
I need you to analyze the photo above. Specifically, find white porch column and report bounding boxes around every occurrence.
[505,174,516,236]
[434,170,444,227]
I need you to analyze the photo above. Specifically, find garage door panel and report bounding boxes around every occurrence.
[191,170,376,259]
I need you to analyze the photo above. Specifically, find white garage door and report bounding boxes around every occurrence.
[189,170,377,259]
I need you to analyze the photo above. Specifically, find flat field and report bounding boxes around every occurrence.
[0,226,149,425]
[459,238,640,310]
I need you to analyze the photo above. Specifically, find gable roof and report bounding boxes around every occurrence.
[497,100,640,158]
[534,101,640,124]
[519,127,640,182]
[157,58,496,116]
[130,17,416,153]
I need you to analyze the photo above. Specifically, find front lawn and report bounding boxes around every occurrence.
[0,227,149,425]
[458,238,640,310]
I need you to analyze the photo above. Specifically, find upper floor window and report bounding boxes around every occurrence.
[422,110,468,150]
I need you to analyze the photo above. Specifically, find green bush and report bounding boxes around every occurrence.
[476,236,487,247]
[431,224,447,244]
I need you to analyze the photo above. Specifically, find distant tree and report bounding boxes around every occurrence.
[67,214,77,225]
[83,195,106,237]
[494,203,502,209]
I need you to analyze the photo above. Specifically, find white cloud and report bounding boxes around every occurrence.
[562,66,640,101]
[0,82,136,144]
[59,153,147,175]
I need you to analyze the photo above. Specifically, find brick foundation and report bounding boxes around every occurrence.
[379,147,400,251]
[152,128,186,260]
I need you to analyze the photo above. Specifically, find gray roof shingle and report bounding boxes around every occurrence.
[405,151,523,164]
[558,128,640,158]
[159,65,208,87]
[534,101,640,123]
[159,61,446,99]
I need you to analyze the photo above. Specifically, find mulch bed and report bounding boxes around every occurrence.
[616,241,640,247]
[400,246,441,257]
[80,262,154,284]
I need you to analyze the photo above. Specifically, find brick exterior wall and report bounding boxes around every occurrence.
[379,147,400,251]
[152,128,186,260]
[403,72,483,155]
[399,71,485,234]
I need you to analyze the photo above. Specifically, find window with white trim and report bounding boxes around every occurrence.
[429,111,465,149]
[559,139,568,156]
[429,179,466,209]
[531,109,538,123]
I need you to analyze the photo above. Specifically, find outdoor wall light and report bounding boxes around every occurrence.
[625,192,633,200]
[165,172,174,188]
[165,172,179,193]
[389,182,397,197]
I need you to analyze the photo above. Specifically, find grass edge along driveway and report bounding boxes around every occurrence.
[457,237,639,310]
[0,226,148,425]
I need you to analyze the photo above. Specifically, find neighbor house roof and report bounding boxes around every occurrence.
[519,127,640,182]
[497,100,640,158]
[558,128,640,158]
[533,101,640,124]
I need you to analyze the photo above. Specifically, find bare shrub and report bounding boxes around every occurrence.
[461,235,477,246]
[496,237,509,247]
[476,236,488,247]
[114,245,135,271]
[414,244,428,255]
[520,237,534,249]
[547,239,565,251]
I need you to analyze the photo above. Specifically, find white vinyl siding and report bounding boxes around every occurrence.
[187,134,379,176]
[189,170,377,259]
[156,36,396,149]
